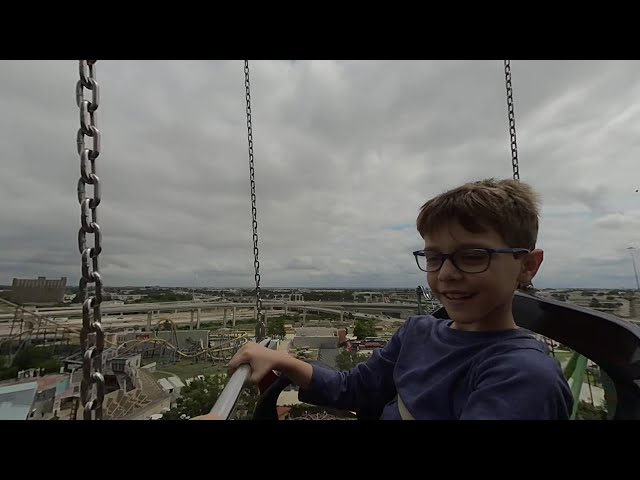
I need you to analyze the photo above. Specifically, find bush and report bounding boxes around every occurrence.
[576,401,607,420]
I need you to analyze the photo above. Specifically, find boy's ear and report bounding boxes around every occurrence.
[518,249,544,288]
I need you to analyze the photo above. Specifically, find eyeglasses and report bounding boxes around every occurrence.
[412,248,530,273]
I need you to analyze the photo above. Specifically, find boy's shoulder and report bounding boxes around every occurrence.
[400,314,560,375]
[396,316,573,419]
[402,314,545,344]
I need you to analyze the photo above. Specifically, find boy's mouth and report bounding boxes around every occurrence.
[440,291,476,301]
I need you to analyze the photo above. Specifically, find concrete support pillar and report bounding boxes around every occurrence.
[190,310,194,330]
[284,305,288,315]
[232,307,236,327]
[223,308,228,328]
[196,308,201,329]
[303,308,306,325]
[254,306,257,321]
[147,311,152,332]
[340,310,344,322]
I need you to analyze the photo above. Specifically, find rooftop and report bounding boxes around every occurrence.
[35,374,67,392]
[157,378,174,391]
[166,376,185,389]
[0,381,38,420]
[294,327,335,337]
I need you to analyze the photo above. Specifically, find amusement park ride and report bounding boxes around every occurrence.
[116,317,249,366]
[0,298,249,368]
[3,60,640,420]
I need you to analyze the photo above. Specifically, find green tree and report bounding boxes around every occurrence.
[353,319,376,339]
[161,374,226,420]
[235,385,260,420]
[335,349,368,371]
[576,401,607,420]
[12,346,61,373]
[267,318,286,339]
[161,374,260,420]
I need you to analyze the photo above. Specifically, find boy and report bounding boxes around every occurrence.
[224,178,574,420]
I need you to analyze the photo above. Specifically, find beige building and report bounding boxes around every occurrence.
[10,276,67,306]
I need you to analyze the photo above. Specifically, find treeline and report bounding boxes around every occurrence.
[0,346,62,381]
[132,293,192,303]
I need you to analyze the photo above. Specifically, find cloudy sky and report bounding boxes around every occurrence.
[0,60,638,289]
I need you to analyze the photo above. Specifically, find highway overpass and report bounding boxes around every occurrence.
[0,300,421,321]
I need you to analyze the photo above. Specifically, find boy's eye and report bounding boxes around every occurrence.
[458,252,488,262]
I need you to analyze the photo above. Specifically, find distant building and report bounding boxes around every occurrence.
[10,276,67,306]
[291,327,337,349]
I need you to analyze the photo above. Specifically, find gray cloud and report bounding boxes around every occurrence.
[1,60,639,289]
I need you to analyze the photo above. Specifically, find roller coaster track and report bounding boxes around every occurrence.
[116,316,249,360]
[0,297,82,349]
[0,299,247,352]
[0,297,123,348]
[1,297,81,335]
[117,335,249,359]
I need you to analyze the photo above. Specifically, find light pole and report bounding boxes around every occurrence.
[628,247,640,291]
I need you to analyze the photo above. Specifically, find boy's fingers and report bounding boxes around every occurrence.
[191,413,224,420]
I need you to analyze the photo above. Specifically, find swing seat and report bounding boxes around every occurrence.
[252,289,640,420]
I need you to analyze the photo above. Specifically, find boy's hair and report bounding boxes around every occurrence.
[416,178,541,250]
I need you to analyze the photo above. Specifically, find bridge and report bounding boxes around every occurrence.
[0,299,423,339]
[0,300,419,320]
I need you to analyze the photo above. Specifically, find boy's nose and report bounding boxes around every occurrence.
[437,258,463,281]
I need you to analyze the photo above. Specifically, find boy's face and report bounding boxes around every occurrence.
[423,220,543,331]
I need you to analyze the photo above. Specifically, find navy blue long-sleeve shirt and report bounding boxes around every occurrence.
[298,315,573,420]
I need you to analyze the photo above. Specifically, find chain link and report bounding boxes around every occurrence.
[504,60,520,181]
[76,60,105,420]
[244,61,266,340]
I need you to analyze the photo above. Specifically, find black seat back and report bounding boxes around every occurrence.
[433,290,640,420]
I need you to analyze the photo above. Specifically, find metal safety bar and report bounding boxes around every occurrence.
[209,337,271,419]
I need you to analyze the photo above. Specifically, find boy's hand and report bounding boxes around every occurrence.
[191,412,224,420]
[228,342,287,384]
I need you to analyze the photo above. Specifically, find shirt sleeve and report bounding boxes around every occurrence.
[459,348,574,420]
[297,319,410,413]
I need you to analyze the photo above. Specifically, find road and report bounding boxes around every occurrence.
[0,303,404,339]
[0,300,420,321]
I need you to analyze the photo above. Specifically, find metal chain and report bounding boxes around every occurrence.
[244,60,266,340]
[504,60,520,181]
[75,60,106,420]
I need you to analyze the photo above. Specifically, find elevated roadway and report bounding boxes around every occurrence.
[0,302,420,339]
[0,300,421,321]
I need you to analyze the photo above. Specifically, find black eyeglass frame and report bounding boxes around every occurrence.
[412,247,530,273]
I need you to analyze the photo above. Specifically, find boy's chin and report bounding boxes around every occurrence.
[448,316,481,330]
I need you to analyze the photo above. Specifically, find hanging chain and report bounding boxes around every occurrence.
[76,60,106,420]
[244,60,266,340]
[504,60,520,181]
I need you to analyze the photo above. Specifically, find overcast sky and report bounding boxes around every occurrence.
[0,60,638,289]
